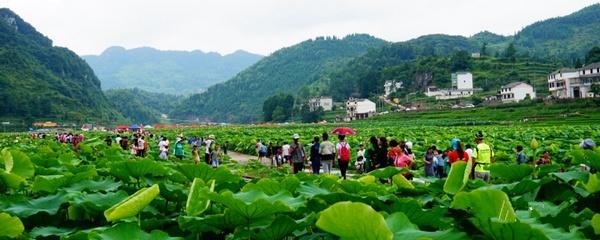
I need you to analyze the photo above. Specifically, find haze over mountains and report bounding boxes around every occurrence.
[83,47,263,95]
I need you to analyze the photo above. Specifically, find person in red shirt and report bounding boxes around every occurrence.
[448,142,469,165]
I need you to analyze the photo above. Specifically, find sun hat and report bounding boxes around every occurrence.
[292,134,300,139]
[209,134,215,139]
[405,141,413,150]
[580,139,596,149]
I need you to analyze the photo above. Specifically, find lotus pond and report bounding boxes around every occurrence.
[0,124,600,239]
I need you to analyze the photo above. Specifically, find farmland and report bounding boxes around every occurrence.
[1,119,600,239]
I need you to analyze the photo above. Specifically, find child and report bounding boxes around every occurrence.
[515,145,526,165]
[159,145,169,160]
[355,144,366,173]
[537,150,551,165]
[192,145,200,164]
[211,144,222,168]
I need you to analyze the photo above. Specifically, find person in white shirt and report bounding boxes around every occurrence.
[355,144,366,173]
[115,135,122,145]
[465,144,474,160]
[319,133,335,174]
[282,142,291,164]
[158,137,169,160]
[205,135,214,164]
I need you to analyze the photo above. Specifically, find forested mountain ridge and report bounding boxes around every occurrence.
[171,34,388,123]
[0,8,124,124]
[83,47,263,95]
[105,88,183,124]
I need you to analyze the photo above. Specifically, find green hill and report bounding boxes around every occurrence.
[171,34,388,123]
[0,8,124,125]
[83,47,263,95]
[105,88,183,124]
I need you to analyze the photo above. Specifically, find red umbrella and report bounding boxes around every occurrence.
[331,127,357,136]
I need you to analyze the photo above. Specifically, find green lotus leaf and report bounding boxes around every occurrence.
[88,222,182,240]
[0,171,26,189]
[358,175,376,184]
[592,214,600,235]
[32,174,72,193]
[569,149,600,171]
[551,171,589,183]
[63,178,122,193]
[443,160,472,194]
[0,212,24,238]
[255,215,301,240]
[207,189,302,221]
[582,173,600,193]
[490,163,533,182]
[316,201,393,240]
[29,226,76,238]
[178,209,246,233]
[109,160,168,182]
[175,163,241,186]
[186,178,215,216]
[1,148,13,171]
[104,184,160,222]
[5,150,34,179]
[392,173,414,189]
[386,212,466,240]
[368,167,405,179]
[384,198,451,229]
[297,182,331,198]
[71,190,129,214]
[451,189,517,223]
[3,192,67,217]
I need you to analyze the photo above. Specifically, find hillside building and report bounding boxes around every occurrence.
[345,98,376,121]
[499,82,536,103]
[425,72,481,100]
[308,96,333,111]
[384,80,403,97]
[548,63,600,98]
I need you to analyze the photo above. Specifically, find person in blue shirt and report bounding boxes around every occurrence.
[515,145,527,164]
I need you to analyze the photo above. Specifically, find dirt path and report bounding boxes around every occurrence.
[226,151,346,176]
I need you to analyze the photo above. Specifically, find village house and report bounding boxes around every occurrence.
[548,63,600,98]
[499,82,536,103]
[384,80,403,97]
[308,96,333,111]
[425,72,481,100]
[345,98,376,121]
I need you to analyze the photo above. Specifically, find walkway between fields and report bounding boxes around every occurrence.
[227,151,347,176]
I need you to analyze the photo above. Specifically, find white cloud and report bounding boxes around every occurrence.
[2,0,599,55]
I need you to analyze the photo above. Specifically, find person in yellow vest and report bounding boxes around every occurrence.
[471,131,494,182]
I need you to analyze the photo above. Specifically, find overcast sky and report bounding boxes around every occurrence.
[3,0,599,56]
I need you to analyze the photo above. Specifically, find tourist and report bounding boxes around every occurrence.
[223,141,229,155]
[158,137,169,160]
[289,134,305,174]
[211,144,221,168]
[267,142,275,165]
[115,134,122,145]
[464,144,474,160]
[374,137,388,169]
[364,136,379,172]
[138,136,146,157]
[275,142,284,166]
[174,139,185,160]
[515,145,527,165]
[389,139,412,168]
[119,136,129,150]
[433,148,447,178]
[319,132,335,174]
[205,135,214,164]
[105,136,112,146]
[335,135,351,179]
[472,131,494,182]
[310,136,321,174]
[537,150,551,165]
[424,147,435,177]
[448,142,469,165]
[192,145,200,164]
[355,144,366,173]
[282,141,291,165]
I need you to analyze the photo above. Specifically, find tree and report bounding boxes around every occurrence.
[262,93,294,122]
[480,42,488,56]
[504,42,517,62]
[451,50,472,71]
[573,58,583,68]
[271,106,287,122]
[591,82,600,97]
[585,46,600,65]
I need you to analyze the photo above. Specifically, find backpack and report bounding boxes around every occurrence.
[339,143,350,162]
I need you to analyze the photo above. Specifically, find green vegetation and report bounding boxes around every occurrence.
[105,88,183,124]
[172,34,388,123]
[83,47,263,95]
[0,8,124,125]
[262,93,294,122]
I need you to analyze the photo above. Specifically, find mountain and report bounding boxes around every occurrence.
[0,8,124,124]
[83,47,263,95]
[105,88,183,124]
[171,34,388,123]
[514,3,600,61]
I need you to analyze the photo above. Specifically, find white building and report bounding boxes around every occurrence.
[499,82,536,103]
[548,63,600,99]
[345,98,376,121]
[452,72,474,89]
[471,52,481,58]
[384,80,403,97]
[425,72,480,100]
[308,96,333,111]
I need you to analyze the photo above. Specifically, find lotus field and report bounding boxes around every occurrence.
[0,124,600,239]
